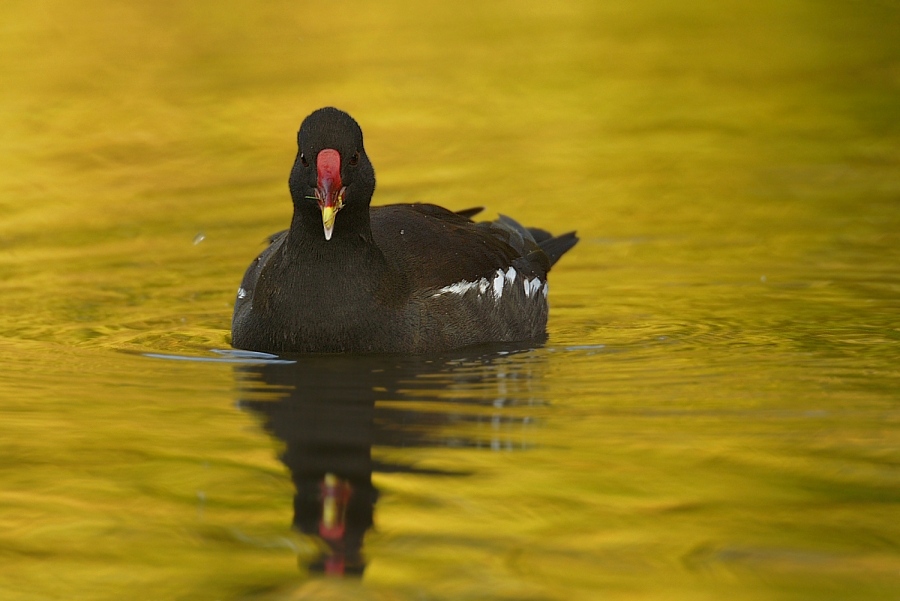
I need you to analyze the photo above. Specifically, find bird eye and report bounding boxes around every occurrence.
[300,153,308,167]
[349,152,360,166]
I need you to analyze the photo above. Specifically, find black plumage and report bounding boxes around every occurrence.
[231,107,578,354]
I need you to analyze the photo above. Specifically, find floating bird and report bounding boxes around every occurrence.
[232,107,578,354]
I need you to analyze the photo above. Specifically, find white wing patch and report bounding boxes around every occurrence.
[431,267,546,302]
[237,287,248,300]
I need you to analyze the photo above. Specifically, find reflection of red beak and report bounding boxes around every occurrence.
[316,149,345,240]
[319,473,353,541]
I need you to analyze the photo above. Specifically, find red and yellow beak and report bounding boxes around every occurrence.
[315,148,345,241]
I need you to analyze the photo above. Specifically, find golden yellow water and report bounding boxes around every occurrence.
[1,0,899,599]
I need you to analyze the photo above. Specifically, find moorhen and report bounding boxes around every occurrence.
[231,107,578,354]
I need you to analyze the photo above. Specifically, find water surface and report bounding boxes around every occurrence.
[1,1,898,599]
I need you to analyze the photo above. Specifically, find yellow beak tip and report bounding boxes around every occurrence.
[321,206,337,241]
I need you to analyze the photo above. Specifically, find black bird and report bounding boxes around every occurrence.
[231,107,578,354]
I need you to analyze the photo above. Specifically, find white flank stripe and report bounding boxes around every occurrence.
[433,267,545,302]
[492,270,505,299]
[524,278,541,298]
[434,280,481,296]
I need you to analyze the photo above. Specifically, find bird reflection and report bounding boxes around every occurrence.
[234,346,542,577]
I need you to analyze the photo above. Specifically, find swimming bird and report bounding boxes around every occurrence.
[231,107,578,354]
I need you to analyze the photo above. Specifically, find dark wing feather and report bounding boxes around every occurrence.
[454,206,484,219]
[370,204,551,292]
[234,231,287,311]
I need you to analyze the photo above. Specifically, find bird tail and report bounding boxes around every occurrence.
[496,214,578,268]
[538,231,579,267]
